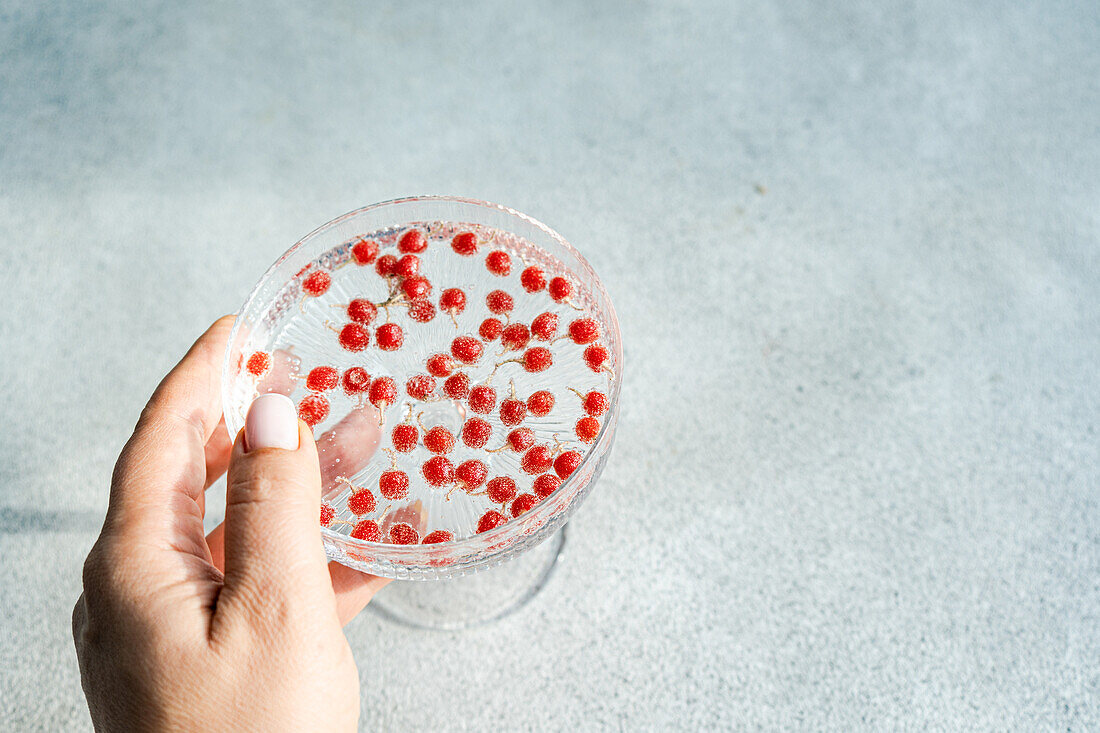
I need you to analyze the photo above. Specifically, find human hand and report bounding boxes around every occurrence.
[72,315,389,731]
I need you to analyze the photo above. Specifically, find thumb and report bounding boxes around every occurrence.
[217,394,336,626]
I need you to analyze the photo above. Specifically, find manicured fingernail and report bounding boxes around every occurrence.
[245,394,299,451]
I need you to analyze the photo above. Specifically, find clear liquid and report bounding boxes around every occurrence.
[227,221,613,542]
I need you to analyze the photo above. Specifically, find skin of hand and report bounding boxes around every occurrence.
[72,316,389,732]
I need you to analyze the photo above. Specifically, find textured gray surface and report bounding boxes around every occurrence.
[2,1,1099,730]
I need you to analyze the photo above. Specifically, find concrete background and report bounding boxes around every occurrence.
[2,1,1098,729]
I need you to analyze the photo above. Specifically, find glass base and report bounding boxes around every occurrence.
[369,526,567,630]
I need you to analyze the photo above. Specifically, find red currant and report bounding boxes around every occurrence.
[376,322,404,351]
[443,372,470,399]
[485,250,511,276]
[379,469,409,500]
[451,231,478,255]
[426,353,454,377]
[422,529,454,544]
[297,394,329,427]
[407,298,436,323]
[486,477,517,504]
[320,504,336,527]
[342,366,371,395]
[576,416,600,443]
[395,254,420,279]
[531,312,558,341]
[479,318,503,341]
[486,289,514,314]
[245,351,270,376]
[568,318,600,344]
[554,450,583,479]
[520,266,546,292]
[511,493,537,517]
[451,336,483,364]
[401,275,432,300]
[369,376,397,409]
[376,254,398,277]
[461,417,492,448]
[504,427,535,452]
[584,343,609,372]
[424,426,455,454]
[521,347,553,372]
[392,423,418,453]
[389,522,419,545]
[477,510,507,533]
[398,229,427,254]
[499,398,526,426]
[581,391,608,416]
[347,488,376,515]
[521,445,552,474]
[440,288,466,315]
[351,238,379,265]
[305,366,339,392]
[347,298,377,325]
[527,390,555,417]
[405,374,435,399]
[501,323,530,351]
[338,323,370,352]
[422,455,455,487]
[468,385,497,414]
[302,270,331,297]
[351,519,381,541]
[455,459,487,491]
[548,276,572,302]
[533,473,561,499]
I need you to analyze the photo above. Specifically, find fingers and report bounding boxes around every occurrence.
[203,415,233,490]
[216,396,336,625]
[329,564,390,625]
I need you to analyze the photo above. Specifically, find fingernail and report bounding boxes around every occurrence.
[245,394,300,451]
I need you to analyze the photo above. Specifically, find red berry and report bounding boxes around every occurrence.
[406,374,436,400]
[342,366,371,395]
[424,426,455,454]
[379,469,410,499]
[486,477,517,504]
[422,529,454,544]
[302,269,331,297]
[398,229,427,254]
[499,398,527,426]
[485,250,511,276]
[392,423,418,453]
[443,372,471,399]
[347,298,377,325]
[468,385,497,414]
[527,390,555,417]
[554,450,583,479]
[389,522,419,545]
[505,427,535,452]
[339,323,370,352]
[376,254,398,277]
[451,336,483,364]
[351,519,381,541]
[440,287,466,314]
[582,391,609,416]
[245,351,270,376]
[548,276,572,302]
[501,323,530,351]
[305,365,339,392]
[461,417,492,448]
[407,298,436,323]
[568,318,600,344]
[452,231,478,255]
[522,347,553,372]
[369,376,397,408]
[422,455,455,487]
[521,445,552,474]
[320,504,336,527]
[479,318,503,341]
[455,459,488,491]
[584,343,609,372]
[520,266,546,293]
[533,473,561,499]
[376,322,404,351]
[351,238,379,265]
[297,393,329,427]
[511,493,538,517]
[477,510,507,533]
[531,312,558,341]
[347,489,377,515]
[395,254,420,279]
[486,289,514,314]
[426,353,454,377]
[576,416,600,443]
[401,275,432,300]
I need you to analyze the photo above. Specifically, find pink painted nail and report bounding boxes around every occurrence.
[245,394,299,451]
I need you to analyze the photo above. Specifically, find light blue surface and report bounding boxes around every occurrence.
[1,1,1098,729]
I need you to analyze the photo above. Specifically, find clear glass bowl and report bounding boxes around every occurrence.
[222,196,622,580]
